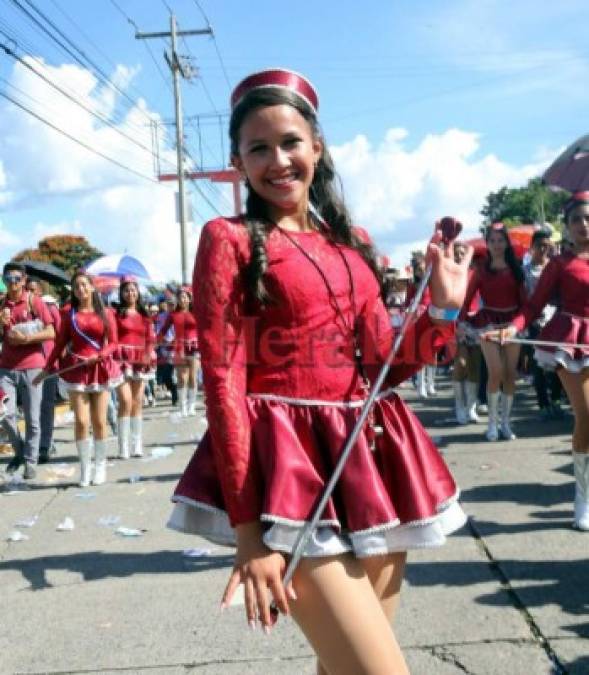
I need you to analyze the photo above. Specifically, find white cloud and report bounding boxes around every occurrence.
[331,127,551,268]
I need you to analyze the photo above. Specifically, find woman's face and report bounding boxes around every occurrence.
[73,275,93,303]
[177,291,190,309]
[232,104,322,220]
[566,204,589,247]
[487,230,508,257]
[122,283,139,306]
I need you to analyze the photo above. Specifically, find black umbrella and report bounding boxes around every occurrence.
[21,260,70,285]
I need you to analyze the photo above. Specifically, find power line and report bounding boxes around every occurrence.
[0,86,160,184]
[0,38,166,164]
[8,0,156,131]
[190,0,232,90]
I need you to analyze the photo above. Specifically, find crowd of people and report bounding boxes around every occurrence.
[1,66,587,675]
[0,266,201,485]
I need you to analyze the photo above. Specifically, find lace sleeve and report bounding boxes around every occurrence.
[193,218,261,526]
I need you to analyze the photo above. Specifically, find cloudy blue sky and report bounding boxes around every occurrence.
[1,0,587,277]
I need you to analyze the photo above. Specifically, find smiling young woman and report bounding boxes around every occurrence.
[168,68,473,675]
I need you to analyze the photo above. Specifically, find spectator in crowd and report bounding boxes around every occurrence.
[523,230,563,420]
[155,297,178,405]
[38,294,62,462]
[0,262,55,479]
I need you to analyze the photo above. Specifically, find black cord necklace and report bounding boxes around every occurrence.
[275,221,369,385]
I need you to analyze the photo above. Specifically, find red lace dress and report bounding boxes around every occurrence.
[460,265,526,336]
[512,252,589,372]
[45,309,122,392]
[157,310,198,364]
[169,217,467,556]
[115,311,156,380]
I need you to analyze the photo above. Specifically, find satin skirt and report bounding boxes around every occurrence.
[168,392,467,557]
[534,312,589,373]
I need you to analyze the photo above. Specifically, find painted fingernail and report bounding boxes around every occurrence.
[220,602,227,612]
[249,619,256,631]
[264,625,271,636]
[288,588,298,600]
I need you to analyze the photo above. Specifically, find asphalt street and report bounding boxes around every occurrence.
[0,380,587,674]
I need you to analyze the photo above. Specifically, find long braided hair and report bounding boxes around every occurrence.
[229,88,385,305]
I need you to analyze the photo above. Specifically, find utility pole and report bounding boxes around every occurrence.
[136,16,212,284]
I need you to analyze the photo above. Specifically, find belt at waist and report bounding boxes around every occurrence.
[247,388,397,408]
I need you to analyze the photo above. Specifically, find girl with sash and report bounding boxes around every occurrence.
[36,272,122,486]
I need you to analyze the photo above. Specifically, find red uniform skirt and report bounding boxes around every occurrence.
[168,391,467,557]
[59,352,123,392]
[534,311,589,373]
[117,345,156,381]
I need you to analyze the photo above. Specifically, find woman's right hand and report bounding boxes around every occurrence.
[222,522,296,632]
[481,324,517,344]
[32,370,48,386]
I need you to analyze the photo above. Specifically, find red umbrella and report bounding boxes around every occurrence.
[543,133,589,192]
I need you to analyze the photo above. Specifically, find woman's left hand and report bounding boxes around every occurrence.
[426,231,473,309]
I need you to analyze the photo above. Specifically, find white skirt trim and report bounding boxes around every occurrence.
[62,374,125,393]
[534,348,589,373]
[167,494,468,557]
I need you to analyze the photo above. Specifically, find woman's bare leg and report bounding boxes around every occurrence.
[558,369,589,452]
[291,554,409,675]
[315,552,407,675]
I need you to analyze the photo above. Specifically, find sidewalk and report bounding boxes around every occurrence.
[0,381,586,674]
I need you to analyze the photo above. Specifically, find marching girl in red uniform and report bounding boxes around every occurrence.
[492,192,589,530]
[157,287,199,417]
[35,272,122,486]
[460,224,526,441]
[168,68,473,674]
[114,277,155,458]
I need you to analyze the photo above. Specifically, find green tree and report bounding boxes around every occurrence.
[481,178,568,227]
[13,235,103,276]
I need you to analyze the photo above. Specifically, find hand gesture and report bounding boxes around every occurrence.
[480,325,517,345]
[222,523,296,632]
[0,308,11,327]
[6,328,29,345]
[426,229,473,310]
[32,371,48,386]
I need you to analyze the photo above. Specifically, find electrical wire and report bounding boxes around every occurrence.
[0,86,160,183]
[190,0,232,90]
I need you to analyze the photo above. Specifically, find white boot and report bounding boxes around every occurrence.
[416,370,428,398]
[453,381,468,425]
[77,438,92,487]
[117,416,130,459]
[485,391,500,441]
[130,416,143,457]
[178,388,188,416]
[573,452,589,531]
[465,381,480,423]
[500,394,517,440]
[93,439,108,485]
[426,365,436,396]
[187,388,198,416]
